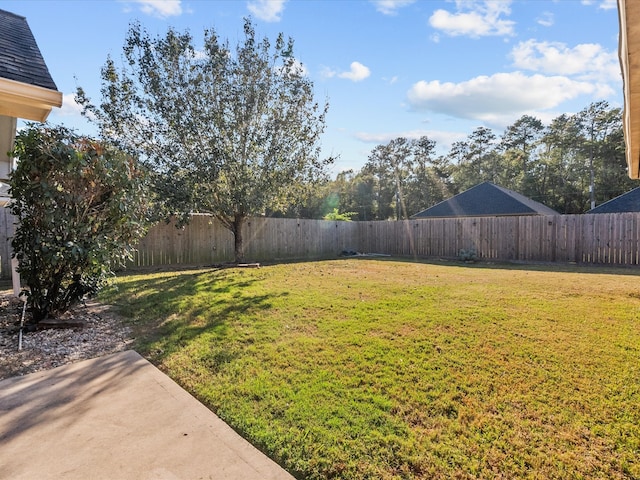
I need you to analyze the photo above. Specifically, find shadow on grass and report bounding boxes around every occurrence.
[100,268,284,364]
[409,256,640,276]
[305,254,640,277]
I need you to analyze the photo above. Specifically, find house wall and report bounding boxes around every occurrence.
[0,206,15,280]
[0,115,16,181]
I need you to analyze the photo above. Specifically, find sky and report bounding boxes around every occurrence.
[2,0,622,176]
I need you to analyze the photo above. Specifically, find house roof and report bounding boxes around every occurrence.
[587,186,640,213]
[0,9,57,90]
[0,8,62,122]
[411,182,559,218]
[618,0,640,179]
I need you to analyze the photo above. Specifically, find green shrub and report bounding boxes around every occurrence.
[458,247,478,262]
[323,208,357,221]
[9,124,150,322]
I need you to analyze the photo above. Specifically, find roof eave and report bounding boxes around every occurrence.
[0,76,62,122]
[619,0,640,179]
[412,212,553,219]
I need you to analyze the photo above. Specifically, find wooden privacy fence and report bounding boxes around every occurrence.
[3,211,640,279]
[129,215,360,267]
[129,212,640,269]
[357,213,640,265]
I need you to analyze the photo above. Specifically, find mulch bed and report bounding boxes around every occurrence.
[0,291,133,380]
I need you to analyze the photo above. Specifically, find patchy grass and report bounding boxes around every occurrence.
[100,259,640,479]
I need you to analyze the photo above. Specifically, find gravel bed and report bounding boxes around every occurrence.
[0,291,133,380]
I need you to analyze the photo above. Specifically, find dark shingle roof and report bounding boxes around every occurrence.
[412,181,559,218]
[0,8,58,90]
[587,187,640,213]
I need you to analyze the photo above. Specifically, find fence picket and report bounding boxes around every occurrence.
[3,211,640,279]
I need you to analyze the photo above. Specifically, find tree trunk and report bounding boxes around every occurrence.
[232,214,246,263]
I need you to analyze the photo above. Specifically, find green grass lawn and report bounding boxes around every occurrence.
[100,259,640,479]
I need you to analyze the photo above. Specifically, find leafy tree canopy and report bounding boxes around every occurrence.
[9,124,150,322]
[78,18,333,262]
[323,208,357,221]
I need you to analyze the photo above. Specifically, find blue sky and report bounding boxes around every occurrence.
[3,0,622,175]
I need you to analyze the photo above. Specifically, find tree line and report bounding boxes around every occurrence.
[277,101,636,220]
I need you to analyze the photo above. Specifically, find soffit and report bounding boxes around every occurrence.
[620,0,640,179]
[0,76,62,122]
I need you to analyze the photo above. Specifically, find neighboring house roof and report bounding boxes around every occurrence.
[0,8,62,122]
[587,186,640,213]
[411,182,559,218]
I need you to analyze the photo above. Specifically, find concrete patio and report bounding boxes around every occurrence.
[0,350,295,479]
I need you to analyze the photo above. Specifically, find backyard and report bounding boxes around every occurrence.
[99,258,640,479]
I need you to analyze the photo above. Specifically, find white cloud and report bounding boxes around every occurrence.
[321,66,337,79]
[428,0,515,38]
[510,40,620,83]
[406,72,611,127]
[354,129,466,150]
[183,48,209,61]
[247,0,286,22]
[536,11,554,27]
[355,131,412,143]
[582,0,616,9]
[58,93,85,117]
[45,93,96,133]
[131,0,183,18]
[323,62,371,82]
[276,58,308,77]
[372,0,416,16]
[599,0,617,9]
[338,62,371,82]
